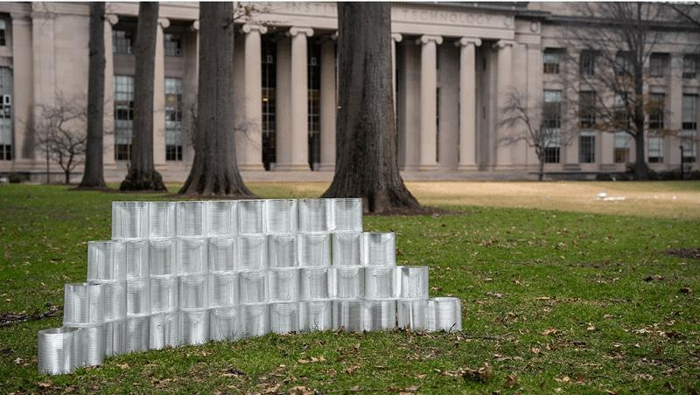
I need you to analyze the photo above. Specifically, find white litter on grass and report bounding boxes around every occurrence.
[595,192,626,201]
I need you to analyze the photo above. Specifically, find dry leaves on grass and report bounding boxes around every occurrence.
[297,356,326,364]
[437,363,493,383]
[542,328,558,336]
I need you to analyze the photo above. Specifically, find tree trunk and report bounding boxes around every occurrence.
[178,3,255,197]
[65,169,70,184]
[321,3,420,213]
[538,160,545,181]
[79,2,107,189]
[633,70,648,181]
[120,2,167,191]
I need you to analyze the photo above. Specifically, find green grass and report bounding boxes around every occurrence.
[1,183,699,393]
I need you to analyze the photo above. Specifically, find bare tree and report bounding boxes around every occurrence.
[35,96,88,184]
[558,3,672,180]
[79,2,107,189]
[178,2,254,197]
[120,2,166,191]
[666,2,700,29]
[322,2,420,213]
[499,89,576,181]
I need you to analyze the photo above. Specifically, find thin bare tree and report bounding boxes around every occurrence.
[35,96,88,184]
[322,2,420,213]
[178,2,254,197]
[79,2,107,188]
[120,2,166,191]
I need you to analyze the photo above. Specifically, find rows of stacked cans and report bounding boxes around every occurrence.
[37,198,462,375]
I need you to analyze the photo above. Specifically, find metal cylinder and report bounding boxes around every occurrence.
[103,319,127,357]
[210,307,241,341]
[148,201,176,238]
[238,234,268,271]
[63,283,105,326]
[398,266,429,300]
[397,299,428,331]
[299,199,333,232]
[300,268,330,300]
[238,199,265,234]
[330,267,365,299]
[66,324,104,367]
[124,240,149,279]
[268,234,298,268]
[364,267,399,300]
[269,268,300,302]
[331,233,361,266]
[112,201,148,240]
[126,315,150,353]
[209,272,239,308]
[38,327,83,375]
[270,302,300,334]
[240,303,270,338]
[298,233,331,267]
[180,308,210,346]
[87,241,126,282]
[332,198,363,232]
[239,270,268,303]
[126,279,150,316]
[93,281,126,322]
[150,275,179,313]
[209,237,236,273]
[206,200,238,237]
[178,237,208,274]
[265,199,298,234]
[149,311,180,350]
[426,297,462,332]
[362,300,397,331]
[149,238,177,276]
[180,274,208,309]
[299,301,332,332]
[176,201,205,237]
[361,232,396,266]
[332,300,363,332]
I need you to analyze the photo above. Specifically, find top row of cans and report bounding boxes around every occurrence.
[112,198,363,240]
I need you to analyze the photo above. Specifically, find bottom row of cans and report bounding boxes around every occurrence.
[38,297,461,375]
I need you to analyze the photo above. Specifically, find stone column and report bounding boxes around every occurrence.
[10,13,33,165]
[103,14,118,167]
[668,53,684,166]
[456,37,481,170]
[417,35,442,171]
[240,24,267,171]
[31,10,56,162]
[277,27,313,171]
[494,40,514,169]
[153,18,169,167]
[319,36,336,171]
[392,33,402,110]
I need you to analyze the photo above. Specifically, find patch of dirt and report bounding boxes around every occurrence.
[665,248,700,260]
[0,304,62,328]
[365,206,461,217]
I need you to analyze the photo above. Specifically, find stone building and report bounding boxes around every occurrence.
[0,2,698,182]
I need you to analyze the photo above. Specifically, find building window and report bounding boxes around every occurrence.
[113,30,134,55]
[648,93,665,130]
[543,145,560,164]
[164,34,182,57]
[0,67,12,160]
[579,91,596,128]
[114,75,134,161]
[0,20,6,47]
[649,53,669,78]
[543,90,561,163]
[682,94,698,163]
[307,41,321,170]
[614,131,631,163]
[648,135,663,163]
[615,52,632,77]
[262,39,277,171]
[579,132,595,163]
[543,49,561,74]
[580,50,595,76]
[165,78,183,161]
[614,92,630,130]
[683,55,698,79]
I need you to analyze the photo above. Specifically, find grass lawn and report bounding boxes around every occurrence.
[1,182,699,393]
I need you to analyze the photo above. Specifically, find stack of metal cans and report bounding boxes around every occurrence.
[37,198,462,375]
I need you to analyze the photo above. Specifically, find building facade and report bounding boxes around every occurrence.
[0,2,698,182]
